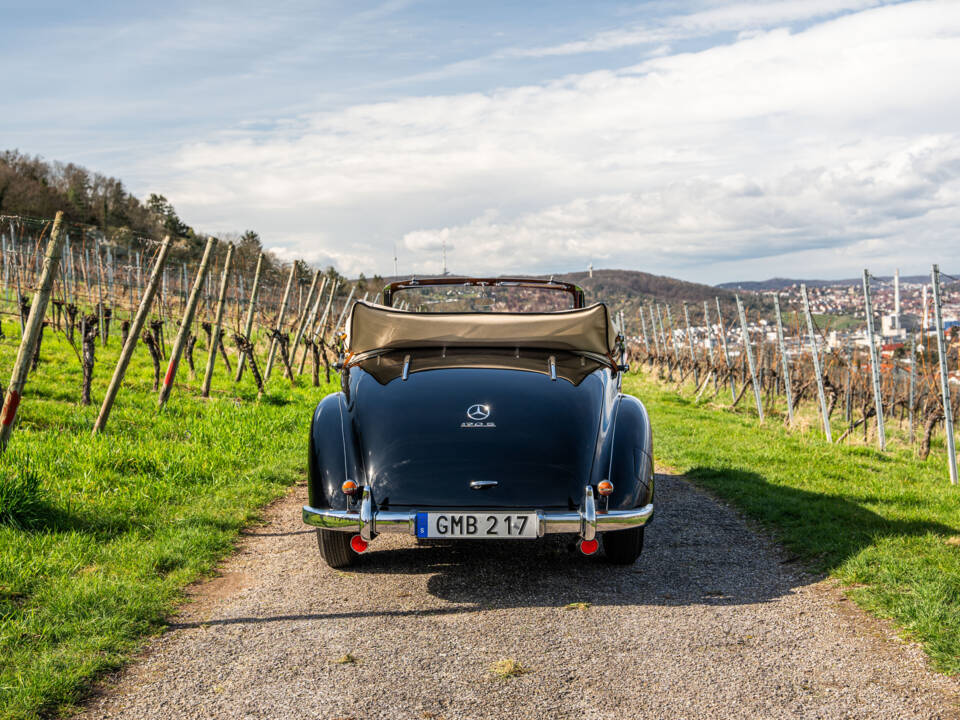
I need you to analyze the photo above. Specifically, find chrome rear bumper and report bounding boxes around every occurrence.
[302,486,653,543]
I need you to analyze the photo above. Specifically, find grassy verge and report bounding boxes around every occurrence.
[624,371,960,674]
[0,321,336,719]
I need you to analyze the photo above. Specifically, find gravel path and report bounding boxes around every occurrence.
[80,474,959,720]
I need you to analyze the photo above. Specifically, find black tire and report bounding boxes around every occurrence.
[317,529,357,568]
[602,526,644,565]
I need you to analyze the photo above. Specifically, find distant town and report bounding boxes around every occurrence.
[641,270,960,383]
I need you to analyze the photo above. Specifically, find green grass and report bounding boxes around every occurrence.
[624,371,960,674]
[0,316,336,719]
[780,310,862,332]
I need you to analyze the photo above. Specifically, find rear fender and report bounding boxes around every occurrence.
[308,393,363,511]
[604,394,654,511]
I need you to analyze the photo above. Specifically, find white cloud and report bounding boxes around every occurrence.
[506,0,887,57]
[160,0,960,281]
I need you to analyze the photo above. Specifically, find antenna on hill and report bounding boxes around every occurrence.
[393,243,398,278]
[588,262,593,279]
[441,238,448,276]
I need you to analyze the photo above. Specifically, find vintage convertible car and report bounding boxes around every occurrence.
[302,277,654,567]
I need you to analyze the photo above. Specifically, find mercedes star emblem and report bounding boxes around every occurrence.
[466,404,490,421]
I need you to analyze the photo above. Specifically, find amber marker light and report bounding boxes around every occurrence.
[597,480,614,496]
[342,480,358,495]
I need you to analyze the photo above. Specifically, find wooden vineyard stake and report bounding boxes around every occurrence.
[295,277,328,373]
[158,236,217,408]
[800,283,833,442]
[95,239,106,345]
[201,244,235,399]
[682,302,698,387]
[93,236,171,434]
[290,272,323,377]
[0,212,66,451]
[715,297,736,401]
[299,279,337,375]
[772,292,794,425]
[862,270,886,450]
[736,295,764,422]
[908,337,917,445]
[637,306,649,353]
[235,252,264,382]
[931,264,958,484]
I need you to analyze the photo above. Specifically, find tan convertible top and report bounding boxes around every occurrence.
[346,301,617,356]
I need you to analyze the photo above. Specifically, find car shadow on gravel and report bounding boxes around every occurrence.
[351,469,954,612]
[343,473,812,610]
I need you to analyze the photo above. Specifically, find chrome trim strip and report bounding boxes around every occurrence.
[548,355,557,381]
[470,480,498,489]
[359,486,374,541]
[302,502,653,536]
[581,485,597,541]
[401,354,411,381]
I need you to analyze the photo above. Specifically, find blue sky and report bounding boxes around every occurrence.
[3,0,959,282]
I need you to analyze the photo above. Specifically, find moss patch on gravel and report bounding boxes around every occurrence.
[489,658,528,679]
[625,372,960,675]
[0,326,336,719]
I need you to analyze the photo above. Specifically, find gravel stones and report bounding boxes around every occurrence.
[79,475,959,720]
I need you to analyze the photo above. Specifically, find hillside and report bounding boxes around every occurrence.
[717,274,943,291]
[552,269,773,327]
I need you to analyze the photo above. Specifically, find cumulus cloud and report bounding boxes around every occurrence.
[160,0,960,281]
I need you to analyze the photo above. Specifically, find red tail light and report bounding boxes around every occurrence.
[341,480,358,495]
[578,538,599,556]
[350,534,368,553]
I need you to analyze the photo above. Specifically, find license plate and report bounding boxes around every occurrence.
[416,512,538,539]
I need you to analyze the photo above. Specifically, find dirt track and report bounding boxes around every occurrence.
[79,474,959,720]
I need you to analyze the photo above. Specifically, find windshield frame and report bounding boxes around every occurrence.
[382,276,585,311]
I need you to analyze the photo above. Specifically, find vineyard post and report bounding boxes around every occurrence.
[0,212,65,452]
[295,276,328,372]
[201,243,235,398]
[703,300,718,392]
[235,252,264,382]
[735,295,764,421]
[158,236,217,408]
[264,263,297,381]
[862,270,886,450]
[682,302,698,386]
[95,239,106,345]
[1,234,7,303]
[931,264,958,484]
[289,269,322,377]
[93,236,172,434]
[715,297,736,400]
[655,304,668,354]
[333,284,356,338]
[300,280,338,375]
[801,284,833,441]
[15,247,25,334]
[638,306,649,352]
[664,305,681,363]
[180,263,188,315]
[702,301,715,364]
[63,234,71,302]
[908,337,917,444]
[772,292,794,424]
[646,305,660,355]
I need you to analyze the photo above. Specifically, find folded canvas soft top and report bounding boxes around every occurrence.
[346,301,617,356]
